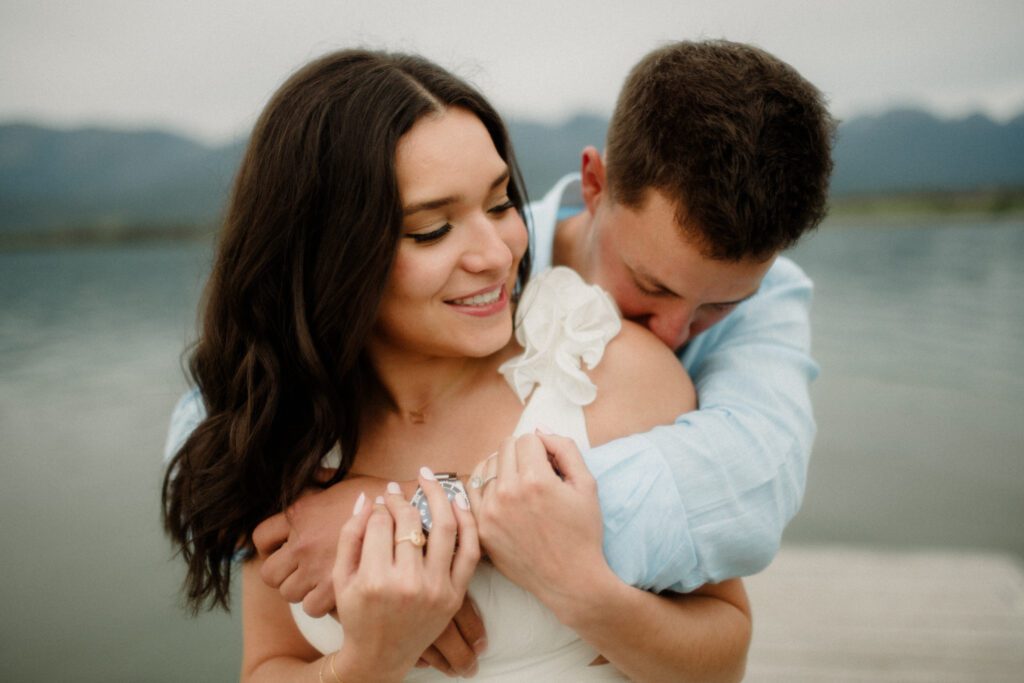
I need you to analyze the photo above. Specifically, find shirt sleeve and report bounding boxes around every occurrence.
[587,257,818,593]
[163,386,206,463]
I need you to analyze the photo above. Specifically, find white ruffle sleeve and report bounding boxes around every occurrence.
[498,267,621,449]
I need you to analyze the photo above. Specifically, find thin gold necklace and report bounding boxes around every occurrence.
[402,365,475,425]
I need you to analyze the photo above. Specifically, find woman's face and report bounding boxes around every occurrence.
[370,107,528,362]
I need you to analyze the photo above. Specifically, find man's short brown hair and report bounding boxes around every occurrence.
[606,40,835,260]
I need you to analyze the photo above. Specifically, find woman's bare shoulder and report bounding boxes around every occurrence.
[583,320,696,447]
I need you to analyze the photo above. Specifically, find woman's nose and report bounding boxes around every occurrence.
[462,216,514,273]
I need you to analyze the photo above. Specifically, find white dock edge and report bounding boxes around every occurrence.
[744,545,1024,682]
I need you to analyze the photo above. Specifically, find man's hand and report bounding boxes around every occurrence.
[414,596,488,677]
[253,476,373,617]
[467,432,614,620]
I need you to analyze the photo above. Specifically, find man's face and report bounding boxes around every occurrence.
[583,189,775,351]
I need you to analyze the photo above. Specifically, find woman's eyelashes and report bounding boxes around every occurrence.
[488,199,515,215]
[407,224,452,244]
[404,198,514,244]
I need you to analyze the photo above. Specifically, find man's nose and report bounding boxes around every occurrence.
[647,308,696,350]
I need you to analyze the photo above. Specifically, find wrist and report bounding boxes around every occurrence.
[542,562,625,630]
[330,644,407,683]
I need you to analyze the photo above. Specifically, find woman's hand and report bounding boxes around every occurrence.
[467,432,614,621]
[331,467,480,681]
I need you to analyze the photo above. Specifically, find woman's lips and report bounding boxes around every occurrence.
[445,284,508,316]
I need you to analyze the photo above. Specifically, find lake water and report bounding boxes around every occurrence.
[1,217,1022,681]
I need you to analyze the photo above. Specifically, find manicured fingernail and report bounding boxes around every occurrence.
[485,451,498,461]
[374,495,385,505]
[419,466,435,480]
[352,492,365,515]
[535,424,553,435]
[455,492,470,510]
[472,636,488,654]
[387,481,401,495]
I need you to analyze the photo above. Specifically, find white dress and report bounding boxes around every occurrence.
[292,267,626,681]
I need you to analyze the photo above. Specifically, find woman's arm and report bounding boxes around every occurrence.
[240,560,332,682]
[242,556,416,683]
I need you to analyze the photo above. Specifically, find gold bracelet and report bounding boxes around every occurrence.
[318,653,327,683]
[328,651,344,683]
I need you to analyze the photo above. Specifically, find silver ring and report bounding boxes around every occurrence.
[470,473,498,490]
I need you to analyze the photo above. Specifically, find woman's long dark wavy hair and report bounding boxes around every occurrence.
[162,49,531,613]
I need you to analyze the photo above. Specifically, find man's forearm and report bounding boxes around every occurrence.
[541,566,751,683]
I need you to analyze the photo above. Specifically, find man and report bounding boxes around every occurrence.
[166,39,833,675]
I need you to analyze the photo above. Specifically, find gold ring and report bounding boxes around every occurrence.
[395,529,426,548]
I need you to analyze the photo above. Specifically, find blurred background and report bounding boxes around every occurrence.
[1,1,1022,680]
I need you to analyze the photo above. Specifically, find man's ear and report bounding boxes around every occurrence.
[579,147,607,215]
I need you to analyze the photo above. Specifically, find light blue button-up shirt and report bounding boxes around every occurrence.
[166,173,817,594]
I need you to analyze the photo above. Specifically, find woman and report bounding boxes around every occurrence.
[164,49,750,681]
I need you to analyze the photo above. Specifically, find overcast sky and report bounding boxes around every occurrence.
[2,0,1022,144]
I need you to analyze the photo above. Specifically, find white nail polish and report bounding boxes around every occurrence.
[420,466,435,480]
[455,492,470,510]
[387,481,401,495]
[352,492,365,516]
[375,495,385,505]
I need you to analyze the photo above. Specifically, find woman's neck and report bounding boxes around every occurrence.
[354,340,524,480]
[368,342,517,426]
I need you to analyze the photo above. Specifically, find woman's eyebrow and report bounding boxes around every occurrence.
[402,168,510,216]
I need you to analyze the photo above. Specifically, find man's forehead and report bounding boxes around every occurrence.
[617,223,772,299]
[636,254,765,294]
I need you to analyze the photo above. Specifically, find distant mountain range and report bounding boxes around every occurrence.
[0,124,244,236]
[1,108,1022,237]
[832,109,1024,195]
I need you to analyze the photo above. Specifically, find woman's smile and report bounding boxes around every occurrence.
[445,284,509,316]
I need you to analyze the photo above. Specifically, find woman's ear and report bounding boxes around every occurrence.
[579,147,607,215]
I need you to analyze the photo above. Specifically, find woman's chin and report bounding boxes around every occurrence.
[455,321,515,359]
